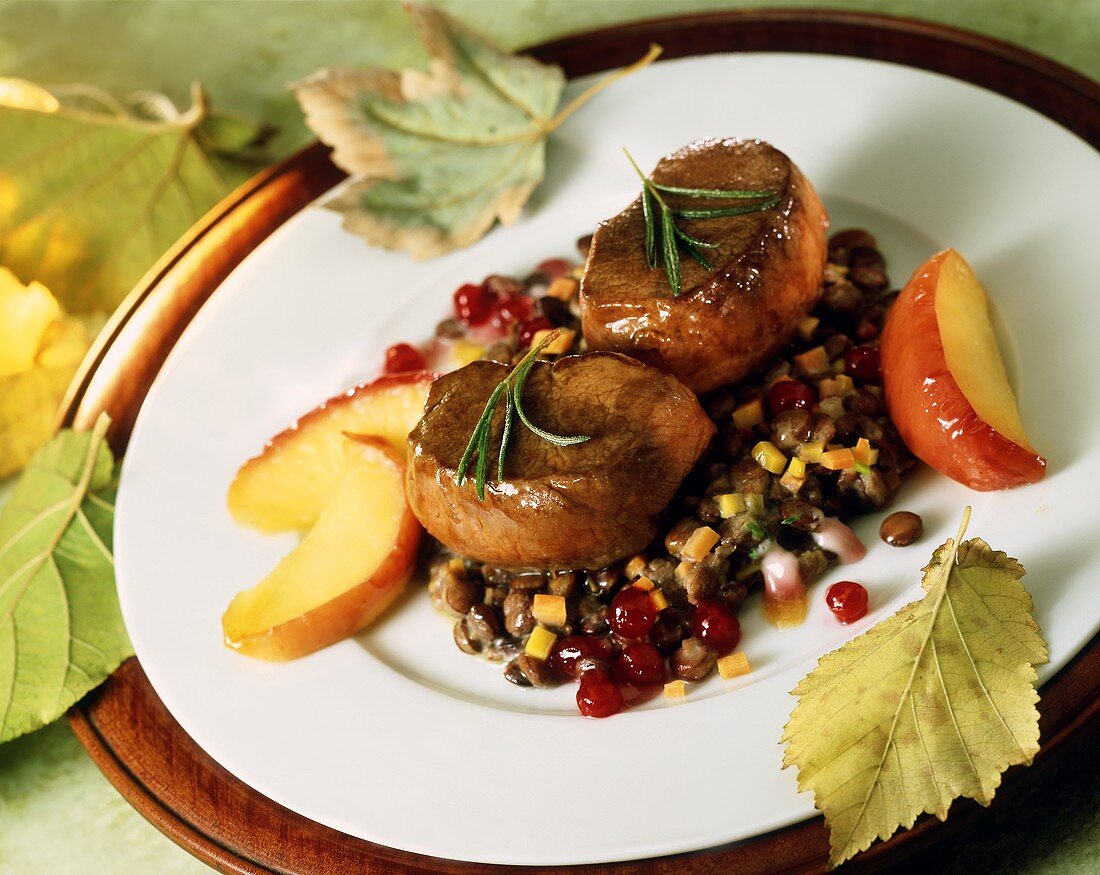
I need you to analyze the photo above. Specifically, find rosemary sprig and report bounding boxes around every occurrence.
[624,149,780,295]
[456,330,590,500]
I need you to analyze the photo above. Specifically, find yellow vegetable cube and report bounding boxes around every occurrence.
[716,493,747,519]
[799,441,825,463]
[680,526,720,562]
[664,680,687,699]
[752,441,787,474]
[787,457,806,479]
[650,589,669,612]
[633,576,655,592]
[797,315,820,341]
[525,626,557,661]
[717,651,751,679]
[732,398,765,429]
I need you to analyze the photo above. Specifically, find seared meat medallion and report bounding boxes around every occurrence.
[581,138,828,394]
[407,352,715,569]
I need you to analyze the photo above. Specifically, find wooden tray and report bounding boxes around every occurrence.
[63,10,1100,874]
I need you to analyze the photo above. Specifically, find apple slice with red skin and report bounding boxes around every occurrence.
[880,248,1045,491]
[222,434,422,660]
[228,371,434,532]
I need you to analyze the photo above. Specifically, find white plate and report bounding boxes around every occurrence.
[114,53,1100,866]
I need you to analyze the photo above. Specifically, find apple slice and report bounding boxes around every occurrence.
[228,371,434,532]
[880,249,1045,491]
[222,435,421,660]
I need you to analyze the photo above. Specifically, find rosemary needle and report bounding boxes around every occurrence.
[456,330,591,500]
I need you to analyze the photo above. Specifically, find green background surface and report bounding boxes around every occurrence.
[1,1,1098,872]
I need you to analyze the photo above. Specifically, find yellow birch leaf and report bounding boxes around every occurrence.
[781,508,1048,867]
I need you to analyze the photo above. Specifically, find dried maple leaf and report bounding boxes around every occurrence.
[293,3,659,259]
[781,508,1048,867]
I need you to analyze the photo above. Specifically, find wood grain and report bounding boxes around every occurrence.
[63,9,1100,875]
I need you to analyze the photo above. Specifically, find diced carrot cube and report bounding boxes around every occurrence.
[718,651,751,679]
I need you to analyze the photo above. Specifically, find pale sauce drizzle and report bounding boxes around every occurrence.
[761,517,866,629]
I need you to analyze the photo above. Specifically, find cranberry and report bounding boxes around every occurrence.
[493,293,533,326]
[692,600,741,655]
[453,282,493,326]
[517,316,553,349]
[768,379,816,415]
[613,642,666,688]
[383,342,427,374]
[844,345,881,383]
[610,586,658,639]
[577,669,624,718]
[537,258,572,280]
[549,635,614,679]
[826,581,868,624]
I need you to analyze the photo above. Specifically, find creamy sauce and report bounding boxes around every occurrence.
[812,517,867,564]
[762,544,804,603]
[762,517,867,629]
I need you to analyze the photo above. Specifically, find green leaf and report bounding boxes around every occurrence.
[0,78,269,314]
[0,414,130,743]
[781,509,1048,867]
[293,4,658,259]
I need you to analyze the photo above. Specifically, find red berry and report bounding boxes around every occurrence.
[576,669,624,718]
[767,379,816,415]
[613,642,665,688]
[383,343,427,374]
[549,635,614,679]
[844,345,881,383]
[517,316,553,349]
[610,586,658,639]
[493,293,533,326]
[537,258,572,280]
[453,282,493,326]
[826,581,868,624]
[692,600,741,655]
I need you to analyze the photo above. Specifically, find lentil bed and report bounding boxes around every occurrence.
[410,229,914,712]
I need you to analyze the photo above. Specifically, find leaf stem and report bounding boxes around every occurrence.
[543,44,662,136]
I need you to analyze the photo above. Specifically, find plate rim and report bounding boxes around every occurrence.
[63,8,1100,875]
